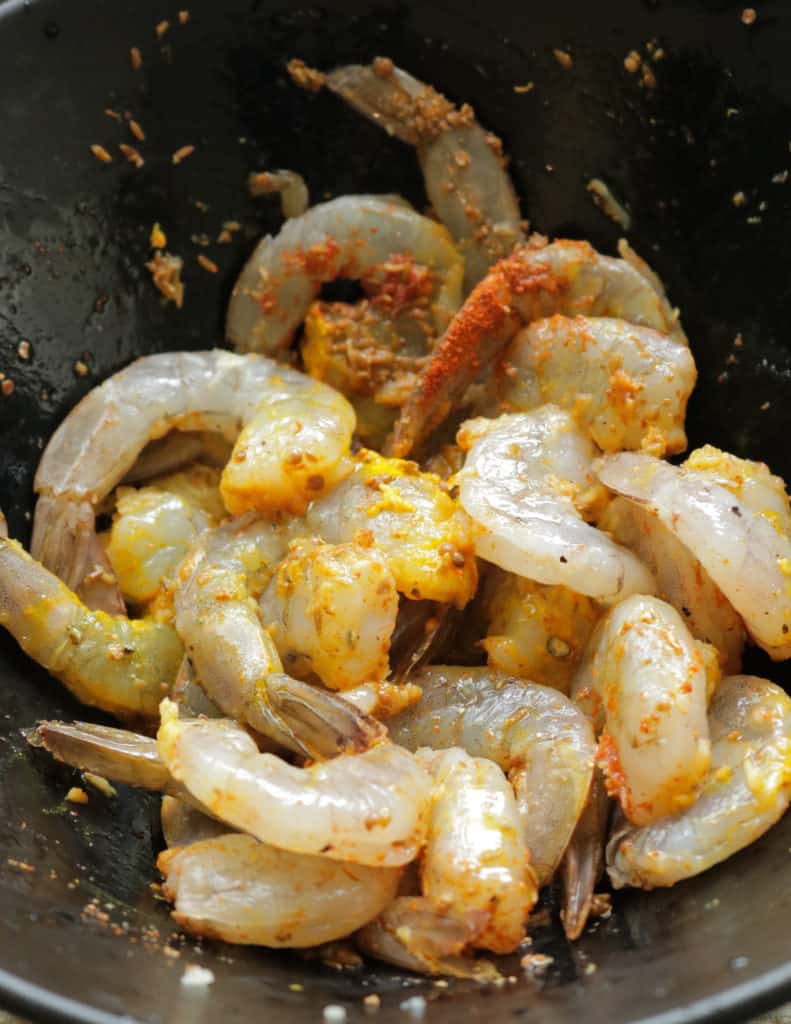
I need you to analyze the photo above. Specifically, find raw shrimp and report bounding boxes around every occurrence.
[497,315,696,456]
[259,538,399,690]
[597,450,791,659]
[31,349,323,611]
[561,770,609,941]
[387,238,686,458]
[173,515,384,758]
[456,408,656,603]
[157,699,430,866]
[600,496,745,673]
[340,680,424,719]
[122,431,232,485]
[572,595,717,826]
[219,376,356,516]
[0,533,182,718]
[320,59,525,289]
[248,169,310,219]
[225,195,463,355]
[417,747,537,953]
[481,569,600,693]
[303,449,478,607]
[608,675,791,888]
[158,833,401,948]
[388,666,596,884]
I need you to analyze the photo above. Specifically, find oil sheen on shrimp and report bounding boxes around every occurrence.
[158,833,400,948]
[259,538,399,691]
[225,195,463,355]
[598,450,791,659]
[173,515,384,758]
[157,699,430,867]
[457,407,656,603]
[387,237,687,458]
[497,315,696,456]
[388,666,596,885]
[572,595,717,826]
[321,59,525,289]
[608,675,791,888]
[31,349,327,611]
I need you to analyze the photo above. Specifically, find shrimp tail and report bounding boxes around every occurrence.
[252,674,386,758]
[560,771,609,941]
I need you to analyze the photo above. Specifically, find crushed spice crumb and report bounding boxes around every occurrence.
[129,119,146,142]
[130,46,143,70]
[66,786,89,804]
[150,222,167,249]
[741,7,757,25]
[172,144,195,165]
[155,19,170,37]
[74,360,89,377]
[146,251,184,308]
[513,81,534,93]
[119,143,144,168]
[105,108,122,122]
[197,254,218,273]
[90,144,113,164]
[553,48,573,70]
[732,191,746,207]
[17,340,31,361]
[178,9,190,24]
[287,57,326,92]
[624,50,642,73]
[1,379,15,397]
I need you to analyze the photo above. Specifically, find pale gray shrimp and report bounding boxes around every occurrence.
[157,699,431,866]
[173,516,384,758]
[259,538,399,691]
[158,833,401,948]
[497,315,696,456]
[481,569,601,694]
[416,747,537,953]
[456,408,656,603]
[388,666,596,885]
[248,169,310,219]
[320,59,524,290]
[303,449,478,607]
[572,595,717,826]
[31,349,319,612]
[561,770,610,941]
[0,533,182,718]
[387,237,687,458]
[608,675,791,888]
[225,195,463,355]
[598,450,791,659]
[600,496,745,673]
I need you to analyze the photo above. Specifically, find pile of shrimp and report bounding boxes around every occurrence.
[7,56,791,981]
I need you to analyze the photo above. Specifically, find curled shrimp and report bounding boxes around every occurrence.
[608,675,791,888]
[497,315,696,456]
[388,666,596,885]
[259,538,399,691]
[481,568,601,694]
[225,195,463,355]
[158,833,401,948]
[248,169,310,219]
[598,449,791,659]
[387,238,686,458]
[304,449,478,607]
[173,516,384,758]
[456,407,656,603]
[0,531,182,718]
[31,349,323,611]
[572,595,718,826]
[156,699,430,867]
[600,496,745,673]
[320,59,525,290]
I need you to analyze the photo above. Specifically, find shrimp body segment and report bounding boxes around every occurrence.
[608,675,791,888]
[457,408,656,603]
[598,451,791,659]
[157,699,431,867]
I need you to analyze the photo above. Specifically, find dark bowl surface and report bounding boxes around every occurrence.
[2,0,791,1021]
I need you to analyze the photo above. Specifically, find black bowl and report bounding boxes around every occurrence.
[2,0,791,1021]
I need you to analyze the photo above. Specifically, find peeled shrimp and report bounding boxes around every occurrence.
[0,533,182,718]
[259,538,399,691]
[248,169,310,219]
[497,315,696,456]
[157,699,430,866]
[304,450,478,607]
[159,833,400,948]
[481,569,600,694]
[31,349,319,611]
[388,238,686,458]
[225,195,463,355]
[572,595,717,826]
[600,496,745,673]
[416,747,537,953]
[457,408,656,603]
[388,666,596,884]
[598,450,791,659]
[173,516,383,758]
[322,60,524,289]
[608,675,791,888]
